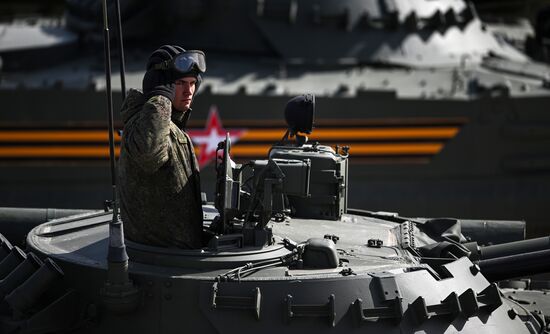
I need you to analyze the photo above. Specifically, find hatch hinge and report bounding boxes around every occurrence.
[284,294,336,327]
[210,282,261,320]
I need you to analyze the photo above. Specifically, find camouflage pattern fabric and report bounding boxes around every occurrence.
[118,89,203,249]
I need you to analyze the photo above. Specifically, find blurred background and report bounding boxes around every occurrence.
[1,0,550,236]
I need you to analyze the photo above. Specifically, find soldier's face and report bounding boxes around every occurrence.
[173,76,196,111]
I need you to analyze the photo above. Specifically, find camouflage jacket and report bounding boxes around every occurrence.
[118,89,203,249]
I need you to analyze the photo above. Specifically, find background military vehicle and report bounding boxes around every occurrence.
[474,0,549,21]
[0,92,550,333]
[472,0,550,61]
[1,0,550,237]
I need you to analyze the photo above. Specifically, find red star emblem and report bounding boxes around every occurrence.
[188,105,246,168]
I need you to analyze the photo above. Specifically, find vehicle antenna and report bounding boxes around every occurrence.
[99,0,138,313]
[101,0,126,267]
[113,0,127,100]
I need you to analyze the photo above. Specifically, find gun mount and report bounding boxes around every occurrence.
[212,94,348,248]
[472,236,550,282]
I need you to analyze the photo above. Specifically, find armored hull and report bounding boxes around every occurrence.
[1,210,541,333]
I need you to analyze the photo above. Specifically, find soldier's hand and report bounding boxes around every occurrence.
[142,69,176,102]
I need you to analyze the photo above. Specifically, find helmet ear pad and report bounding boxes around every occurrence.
[194,74,202,94]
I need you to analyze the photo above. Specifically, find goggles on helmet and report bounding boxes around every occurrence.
[152,50,206,74]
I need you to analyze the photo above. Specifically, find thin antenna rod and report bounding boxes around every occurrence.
[101,0,130,271]
[113,0,127,100]
[100,0,138,314]
[102,0,118,216]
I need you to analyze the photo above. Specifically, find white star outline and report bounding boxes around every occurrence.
[187,105,247,167]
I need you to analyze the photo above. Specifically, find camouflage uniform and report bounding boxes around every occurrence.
[118,88,203,248]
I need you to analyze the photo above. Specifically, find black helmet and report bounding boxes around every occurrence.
[146,45,185,71]
[145,44,203,92]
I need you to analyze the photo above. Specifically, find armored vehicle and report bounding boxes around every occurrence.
[1,0,550,238]
[472,0,550,62]
[1,95,550,334]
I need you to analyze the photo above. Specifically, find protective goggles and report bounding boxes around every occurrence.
[152,50,206,74]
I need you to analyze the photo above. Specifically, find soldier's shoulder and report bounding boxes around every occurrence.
[121,89,146,122]
[124,89,146,106]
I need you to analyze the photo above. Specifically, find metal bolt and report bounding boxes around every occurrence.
[367,239,383,248]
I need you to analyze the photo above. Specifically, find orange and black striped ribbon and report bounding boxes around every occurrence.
[0,118,466,164]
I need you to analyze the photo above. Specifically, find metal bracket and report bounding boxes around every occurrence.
[284,294,336,327]
[476,284,503,314]
[210,282,261,320]
[371,273,402,301]
[352,273,404,326]
[408,284,503,325]
[458,284,502,319]
[207,234,244,251]
[409,292,462,326]
[353,297,403,325]
[367,239,383,248]
[458,289,479,318]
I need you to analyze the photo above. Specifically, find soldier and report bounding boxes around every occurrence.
[117,45,206,248]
